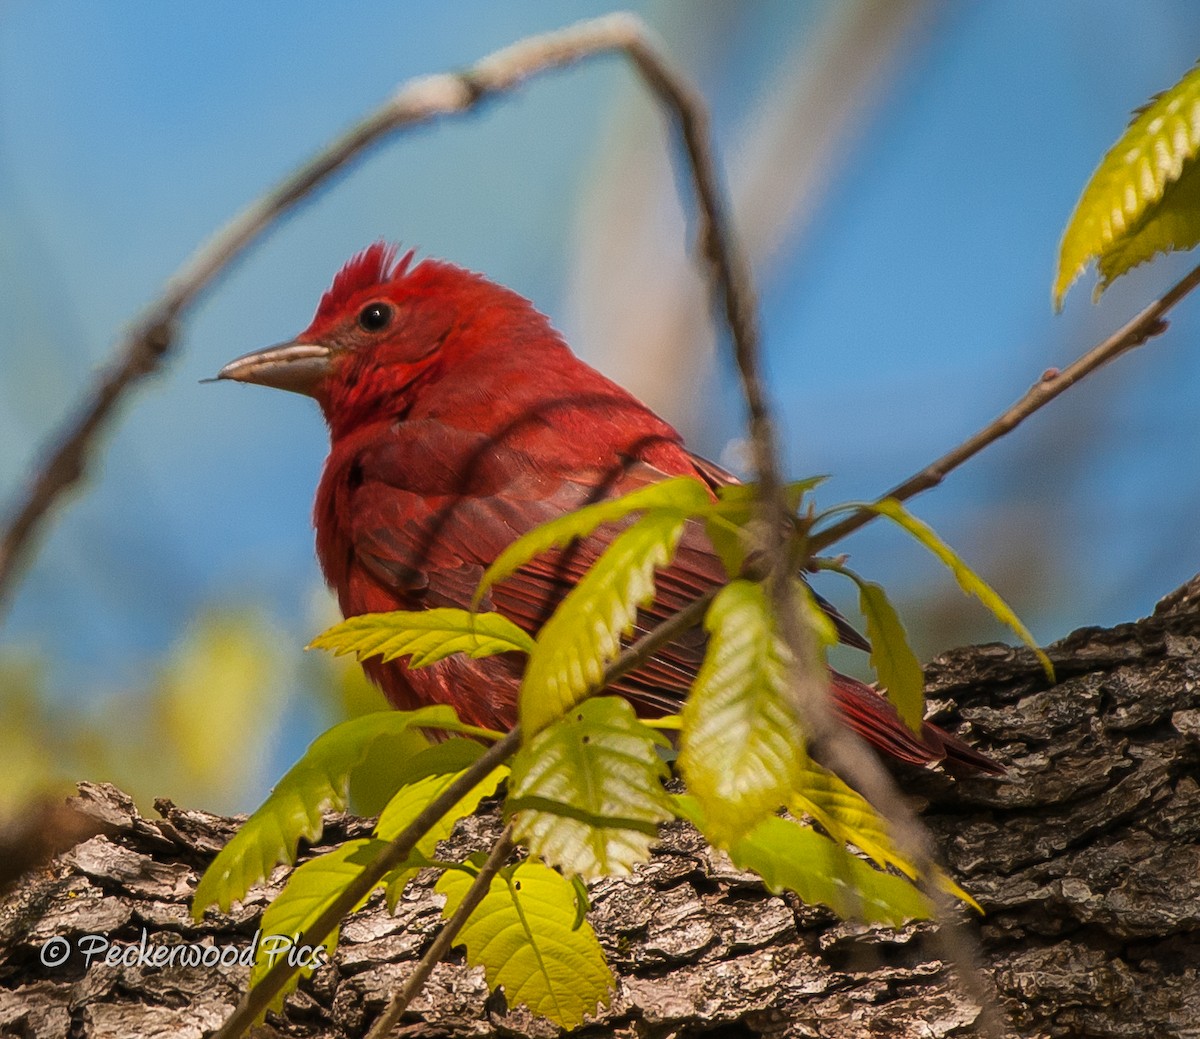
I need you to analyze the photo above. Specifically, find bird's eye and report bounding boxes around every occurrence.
[358,302,393,332]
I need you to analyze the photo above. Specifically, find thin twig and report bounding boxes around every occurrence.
[210,729,520,1039]
[0,11,655,616]
[212,583,716,1039]
[632,9,1010,1033]
[622,36,786,528]
[602,586,716,690]
[810,258,1200,553]
[364,826,516,1039]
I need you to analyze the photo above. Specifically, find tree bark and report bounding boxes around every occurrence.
[1,583,1198,1039]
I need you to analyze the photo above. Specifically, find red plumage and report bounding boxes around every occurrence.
[222,243,999,774]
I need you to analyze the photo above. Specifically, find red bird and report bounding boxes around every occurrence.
[218,243,997,773]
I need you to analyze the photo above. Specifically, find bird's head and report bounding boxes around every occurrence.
[216,242,560,437]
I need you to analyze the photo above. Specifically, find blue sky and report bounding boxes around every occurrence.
[2,1,1198,802]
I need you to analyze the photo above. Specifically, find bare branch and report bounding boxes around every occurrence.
[0,11,657,615]
[364,827,516,1039]
[810,258,1200,553]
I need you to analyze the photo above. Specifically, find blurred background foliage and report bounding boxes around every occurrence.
[1,1,1198,815]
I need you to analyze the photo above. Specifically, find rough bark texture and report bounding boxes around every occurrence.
[1,585,1198,1039]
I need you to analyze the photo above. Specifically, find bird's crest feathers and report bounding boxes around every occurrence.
[315,242,416,322]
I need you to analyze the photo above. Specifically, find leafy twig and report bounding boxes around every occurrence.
[600,586,716,691]
[364,827,516,1039]
[211,582,714,1038]
[810,258,1200,553]
[641,5,1006,1032]
[210,729,520,1039]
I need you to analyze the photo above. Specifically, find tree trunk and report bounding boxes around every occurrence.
[2,581,1198,1039]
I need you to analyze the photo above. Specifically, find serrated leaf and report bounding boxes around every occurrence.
[675,795,929,926]
[250,838,386,1015]
[193,707,468,919]
[376,749,510,909]
[507,697,672,879]
[869,499,1054,682]
[831,567,924,732]
[792,755,915,877]
[376,752,508,842]
[346,727,484,819]
[678,579,803,846]
[794,577,839,648]
[791,759,980,913]
[437,859,614,1028]
[1056,61,1200,307]
[703,511,751,578]
[309,608,534,668]
[475,476,712,605]
[519,510,691,736]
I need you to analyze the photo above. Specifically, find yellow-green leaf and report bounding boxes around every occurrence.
[827,565,924,732]
[376,755,508,843]
[519,510,690,736]
[475,476,712,605]
[679,580,802,846]
[1055,60,1200,307]
[869,499,1054,682]
[507,697,672,879]
[309,608,534,668]
[375,749,510,908]
[792,755,979,911]
[437,859,614,1029]
[712,476,828,512]
[250,838,386,1016]
[192,707,465,919]
[675,795,929,926]
[705,477,827,577]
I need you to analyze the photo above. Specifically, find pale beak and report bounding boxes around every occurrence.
[214,342,331,397]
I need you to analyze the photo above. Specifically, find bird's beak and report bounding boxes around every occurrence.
[214,341,331,397]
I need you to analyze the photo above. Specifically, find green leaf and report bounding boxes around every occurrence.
[712,475,828,512]
[345,728,439,818]
[250,838,387,1016]
[376,751,508,843]
[678,580,803,846]
[475,476,712,605]
[192,706,464,919]
[792,755,914,877]
[857,581,923,730]
[519,510,691,735]
[309,608,534,668]
[437,859,614,1028]
[793,577,840,648]
[703,511,752,579]
[827,565,924,733]
[705,477,827,577]
[375,748,510,909]
[507,697,672,879]
[791,758,980,913]
[1055,61,1200,307]
[675,795,929,926]
[868,499,1054,682]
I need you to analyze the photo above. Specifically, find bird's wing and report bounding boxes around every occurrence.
[336,426,997,772]
[338,428,729,710]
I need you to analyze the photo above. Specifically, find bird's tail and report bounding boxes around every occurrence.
[829,671,1004,776]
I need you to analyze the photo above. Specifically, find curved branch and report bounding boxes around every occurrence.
[0,12,661,615]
